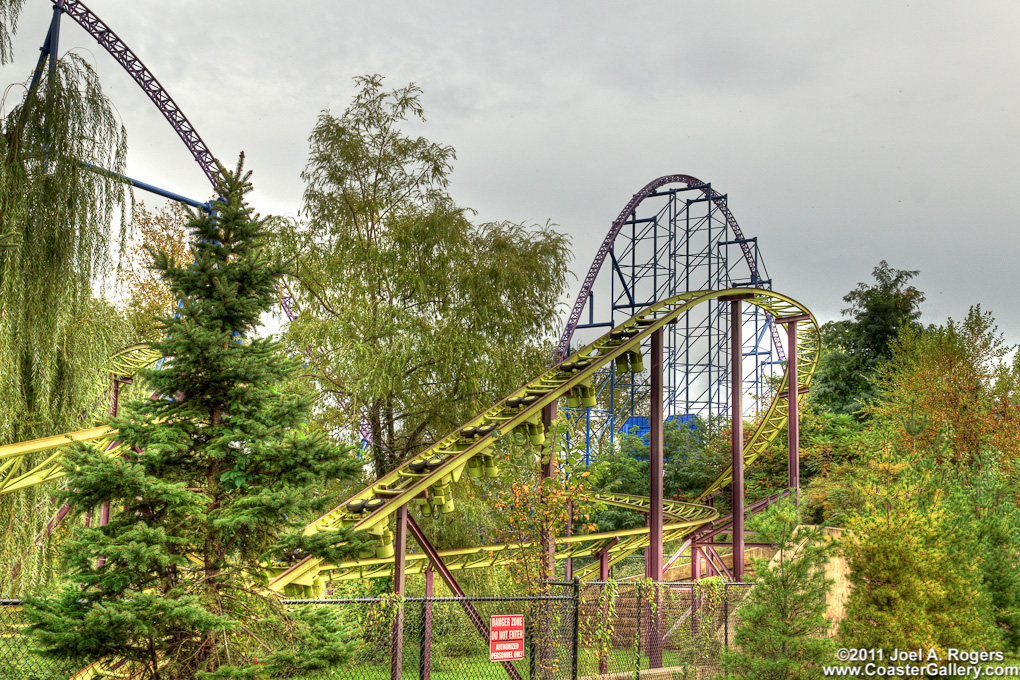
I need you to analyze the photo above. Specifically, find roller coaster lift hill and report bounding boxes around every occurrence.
[0,2,819,676]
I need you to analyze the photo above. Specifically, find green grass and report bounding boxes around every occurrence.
[294,646,714,679]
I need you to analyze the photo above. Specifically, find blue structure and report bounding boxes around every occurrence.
[558,176,784,463]
[616,414,697,443]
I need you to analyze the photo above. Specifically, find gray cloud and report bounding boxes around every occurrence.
[0,0,1017,340]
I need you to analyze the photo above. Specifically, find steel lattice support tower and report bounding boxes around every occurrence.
[557,177,782,462]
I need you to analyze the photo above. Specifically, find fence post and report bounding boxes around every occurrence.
[572,577,580,680]
[635,582,642,677]
[419,598,428,680]
[421,567,433,680]
[724,583,729,648]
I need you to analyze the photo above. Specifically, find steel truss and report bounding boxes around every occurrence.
[558,176,784,462]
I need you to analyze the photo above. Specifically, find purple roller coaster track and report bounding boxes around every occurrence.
[6,9,817,677]
[554,174,784,364]
[47,0,218,189]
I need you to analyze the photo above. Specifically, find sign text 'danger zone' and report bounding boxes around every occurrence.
[489,615,524,662]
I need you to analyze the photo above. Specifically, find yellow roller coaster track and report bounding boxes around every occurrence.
[0,344,161,497]
[0,289,817,594]
[267,288,818,594]
[2,289,816,679]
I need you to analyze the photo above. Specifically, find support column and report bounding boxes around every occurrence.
[646,332,664,668]
[787,320,800,499]
[96,376,123,568]
[390,504,408,680]
[565,500,573,581]
[540,400,557,580]
[776,314,810,503]
[728,297,746,582]
[648,329,664,582]
[690,539,702,634]
[597,538,617,677]
[100,377,122,530]
[407,516,523,680]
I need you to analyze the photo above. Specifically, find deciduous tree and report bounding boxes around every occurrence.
[0,51,131,594]
[872,306,1020,466]
[811,261,924,415]
[118,201,192,342]
[275,75,571,477]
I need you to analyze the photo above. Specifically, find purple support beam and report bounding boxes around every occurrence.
[706,546,733,581]
[693,491,789,547]
[647,328,665,668]
[565,500,573,581]
[648,329,664,582]
[774,315,809,501]
[690,542,701,637]
[540,400,557,580]
[662,538,692,573]
[407,516,523,680]
[390,504,408,680]
[722,295,754,581]
[95,376,124,569]
[597,538,616,676]
[597,537,618,582]
[788,320,799,496]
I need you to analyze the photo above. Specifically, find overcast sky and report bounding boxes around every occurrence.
[3,1,1019,342]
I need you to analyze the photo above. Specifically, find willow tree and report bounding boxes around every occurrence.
[274,75,571,478]
[0,46,132,593]
[0,0,24,66]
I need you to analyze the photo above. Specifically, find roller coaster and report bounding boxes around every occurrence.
[0,2,820,677]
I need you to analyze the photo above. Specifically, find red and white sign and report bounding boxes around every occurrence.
[489,614,525,662]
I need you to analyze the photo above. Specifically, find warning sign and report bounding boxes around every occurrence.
[489,614,525,662]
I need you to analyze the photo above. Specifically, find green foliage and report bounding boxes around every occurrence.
[0,52,132,594]
[838,449,999,655]
[0,0,25,65]
[0,53,129,443]
[671,576,726,669]
[811,261,924,415]
[934,451,1020,651]
[24,160,368,679]
[591,416,729,533]
[872,305,1020,465]
[663,415,731,500]
[722,499,835,680]
[275,74,571,477]
[579,579,617,672]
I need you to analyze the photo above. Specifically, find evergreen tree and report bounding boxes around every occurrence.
[838,450,998,655]
[722,499,835,680]
[25,158,369,679]
[943,452,1020,652]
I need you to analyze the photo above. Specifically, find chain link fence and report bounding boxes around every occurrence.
[577,581,754,679]
[281,581,578,680]
[1,599,83,680]
[2,581,753,679]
